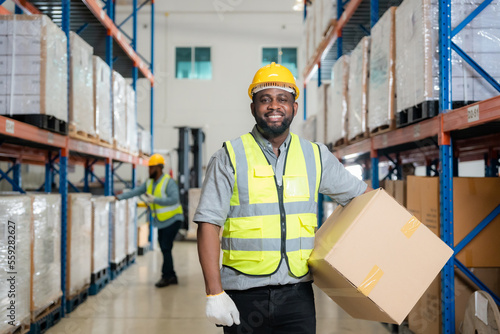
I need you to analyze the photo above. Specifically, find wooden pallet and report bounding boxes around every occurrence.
[348,131,369,144]
[66,284,90,314]
[332,137,348,149]
[30,297,62,324]
[1,317,30,334]
[69,124,98,144]
[322,19,337,39]
[95,136,114,148]
[396,101,439,128]
[7,114,68,135]
[370,120,396,136]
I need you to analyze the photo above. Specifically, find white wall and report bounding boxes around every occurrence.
[116,1,304,175]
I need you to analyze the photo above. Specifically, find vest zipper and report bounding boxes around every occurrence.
[277,184,288,265]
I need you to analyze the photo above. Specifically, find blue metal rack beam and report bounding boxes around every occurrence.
[454,204,500,254]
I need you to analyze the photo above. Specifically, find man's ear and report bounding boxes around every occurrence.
[293,102,298,117]
[251,102,256,117]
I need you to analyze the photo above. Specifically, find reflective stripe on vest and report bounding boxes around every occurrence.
[147,174,183,222]
[222,132,321,277]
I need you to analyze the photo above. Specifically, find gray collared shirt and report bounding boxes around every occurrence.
[194,125,367,290]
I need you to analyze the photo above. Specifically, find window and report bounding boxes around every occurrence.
[262,47,298,77]
[175,47,212,79]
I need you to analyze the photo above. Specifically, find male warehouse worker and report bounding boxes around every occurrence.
[194,62,371,333]
[116,153,184,288]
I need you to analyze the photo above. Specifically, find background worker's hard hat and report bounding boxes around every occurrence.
[148,154,165,166]
[248,62,299,100]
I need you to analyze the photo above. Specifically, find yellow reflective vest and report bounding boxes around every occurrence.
[222,132,322,277]
[146,174,183,222]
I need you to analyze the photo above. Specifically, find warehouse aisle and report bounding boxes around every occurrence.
[47,242,389,334]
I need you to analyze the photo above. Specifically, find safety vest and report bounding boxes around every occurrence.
[146,174,183,222]
[222,132,322,277]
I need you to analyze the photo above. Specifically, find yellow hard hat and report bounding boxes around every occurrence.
[148,154,165,166]
[248,62,299,100]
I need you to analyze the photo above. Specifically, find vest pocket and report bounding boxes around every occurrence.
[227,217,263,261]
[299,215,317,260]
[283,175,310,199]
[249,165,277,203]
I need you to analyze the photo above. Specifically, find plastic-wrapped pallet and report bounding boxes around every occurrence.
[305,4,316,61]
[69,31,94,136]
[327,55,350,147]
[315,0,337,47]
[112,71,127,151]
[93,56,112,145]
[0,195,31,332]
[316,83,330,144]
[111,199,127,264]
[302,115,317,142]
[126,197,137,255]
[347,36,370,142]
[0,15,67,122]
[126,85,138,155]
[91,197,112,274]
[67,193,92,297]
[368,7,396,134]
[138,128,151,156]
[30,194,62,317]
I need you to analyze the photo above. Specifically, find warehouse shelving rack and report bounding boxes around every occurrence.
[0,0,155,322]
[302,0,500,333]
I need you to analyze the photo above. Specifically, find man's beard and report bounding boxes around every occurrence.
[149,170,158,179]
[255,113,294,137]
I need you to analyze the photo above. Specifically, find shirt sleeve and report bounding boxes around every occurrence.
[153,178,180,206]
[193,148,235,227]
[317,143,367,206]
[116,182,147,200]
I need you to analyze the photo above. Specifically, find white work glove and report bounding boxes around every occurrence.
[143,193,155,204]
[206,291,240,327]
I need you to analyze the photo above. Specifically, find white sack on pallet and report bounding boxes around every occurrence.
[69,31,95,136]
[347,36,370,141]
[111,200,127,264]
[126,197,137,255]
[112,71,127,150]
[91,197,112,274]
[368,8,396,132]
[0,196,31,331]
[68,193,92,297]
[31,194,62,314]
[0,15,67,121]
[93,56,112,144]
[138,128,151,156]
[126,85,138,155]
[327,55,350,147]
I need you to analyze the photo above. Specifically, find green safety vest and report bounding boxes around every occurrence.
[146,174,183,222]
[222,132,322,277]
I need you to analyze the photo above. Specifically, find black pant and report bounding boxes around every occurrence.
[157,220,182,278]
[224,282,316,334]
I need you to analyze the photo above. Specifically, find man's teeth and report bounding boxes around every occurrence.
[268,115,282,119]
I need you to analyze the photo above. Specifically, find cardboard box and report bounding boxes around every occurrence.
[137,223,150,247]
[407,176,500,267]
[383,180,407,207]
[308,188,453,325]
[409,267,500,333]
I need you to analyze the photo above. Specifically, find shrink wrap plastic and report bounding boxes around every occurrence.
[315,0,337,45]
[126,197,137,255]
[316,84,328,144]
[112,71,127,150]
[0,196,31,331]
[305,5,316,62]
[67,194,92,296]
[396,0,500,111]
[126,85,138,154]
[302,115,317,142]
[348,37,370,140]
[138,128,151,155]
[30,194,62,314]
[0,15,67,121]
[69,32,95,135]
[368,8,396,131]
[91,197,112,274]
[111,200,127,264]
[93,56,112,144]
[327,55,350,146]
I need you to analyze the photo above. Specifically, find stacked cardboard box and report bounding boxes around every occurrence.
[368,7,396,133]
[93,56,112,145]
[0,15,67,121]
[67,194,92,297]
[327,55,349,147]
[112,71,127,151]
[126,85,138,155]
[91,196,112,274]
[126,197,137,255]
[69,31,94,136]
[0,195,31,332]
[381,179,406,207]
[406,176,500,332]
[111,200,127,265]
[309,189,453,325]
[347,36,370,142]
[30,194,62,318]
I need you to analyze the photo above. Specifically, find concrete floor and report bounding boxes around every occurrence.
[47,242,390,334]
